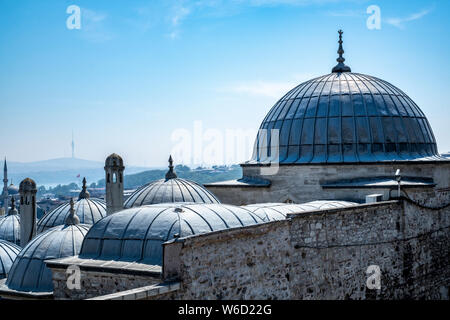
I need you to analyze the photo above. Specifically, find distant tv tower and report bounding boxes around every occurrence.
[71,130,75,159]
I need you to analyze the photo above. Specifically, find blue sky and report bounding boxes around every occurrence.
[0,0,449,167]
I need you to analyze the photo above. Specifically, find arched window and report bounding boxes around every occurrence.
[107,173,110,183]
[113,173,117,183]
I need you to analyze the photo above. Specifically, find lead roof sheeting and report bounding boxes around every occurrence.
[5,224,89,292]
[123,178,220,208]
[251,73,442,164]
[37,198,106,233]
[80,203,263,265]
[0,240,20,279]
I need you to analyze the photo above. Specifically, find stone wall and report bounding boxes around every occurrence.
[206,162,450,205]
[51,267,161,300]
[161,200,449,300]
[48,199,449,300]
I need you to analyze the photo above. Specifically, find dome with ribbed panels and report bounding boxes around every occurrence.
[0,240,20,279]
[79,203,263,266]
[124,156,220,208]
[37,198,105,233]
[243,200,358,222]
[0,198,20,246]
[37,178,106,233]
[5,222,89,292]
[249,31,442,164]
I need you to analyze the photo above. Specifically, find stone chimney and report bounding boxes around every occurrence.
[104,153,125,215]
[19,178,37,247]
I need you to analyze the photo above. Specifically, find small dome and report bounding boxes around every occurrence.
[5,223,90,293]
[0,240,20,279]
[80,203,263,265]
[37,198,106,233]
[124,179,220,208]
[19,178,37,193]
[105,153,124,168]
[7,184,19,195]
[124,156,220,208]
[0,200,20,246]
[243,200,358,222]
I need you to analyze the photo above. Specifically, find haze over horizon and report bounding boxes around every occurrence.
[1,0,449,167]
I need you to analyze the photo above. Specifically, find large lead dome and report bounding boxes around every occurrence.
[250,31,441,164]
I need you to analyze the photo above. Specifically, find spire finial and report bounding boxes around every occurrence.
[78,177,90,200]
[332,29,351,73]
[65,198,80,225]
[165,155,178,180]
[8,197,18,215]
[10,197,15,209]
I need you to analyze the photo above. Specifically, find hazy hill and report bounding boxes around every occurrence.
[8,157,104,172]
[6,157,153,187]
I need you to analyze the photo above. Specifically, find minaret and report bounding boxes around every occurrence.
[19,178,37,247]
[104,153,125,215]
[3,158,8,213]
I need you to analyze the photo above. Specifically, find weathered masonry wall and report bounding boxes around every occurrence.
[161,200,449,300]
[50,267,161,300]
[207,162,450,205]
